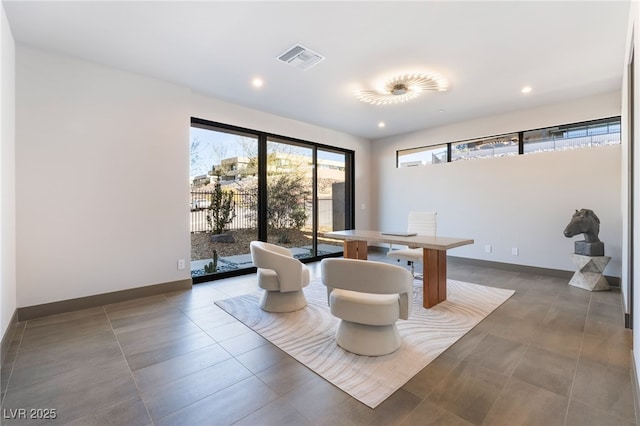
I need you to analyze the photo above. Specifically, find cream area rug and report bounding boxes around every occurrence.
[215,278,514,408]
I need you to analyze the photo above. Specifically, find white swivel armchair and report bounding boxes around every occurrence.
[250,241,311,313]
[320,258,413,356]
[387,211,437,277]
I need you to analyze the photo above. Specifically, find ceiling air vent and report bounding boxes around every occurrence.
[277,44,325,71]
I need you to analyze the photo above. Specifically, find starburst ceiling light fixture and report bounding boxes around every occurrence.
[354,72,448,105]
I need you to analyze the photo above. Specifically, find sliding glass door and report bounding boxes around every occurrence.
[266,138,314,258]
[190,118,353,282]
[317,148,349,255]
[190,123,259,280]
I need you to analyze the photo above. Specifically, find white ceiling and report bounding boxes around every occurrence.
[3,1,631,140]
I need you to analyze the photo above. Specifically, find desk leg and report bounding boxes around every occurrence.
[344,240,368,260]
[423,248,447,308]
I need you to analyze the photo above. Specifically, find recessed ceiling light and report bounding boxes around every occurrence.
[521,86,532,94]
[378,122,386,128]
[252,77,264,88]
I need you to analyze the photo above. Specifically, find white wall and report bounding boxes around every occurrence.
[371,91,622,277]
[1,3,16,338]
[15,47,372,308]
[16,46,192,307]
[190,94,372,230]
[623,0,640,407]
[621,0,635,327]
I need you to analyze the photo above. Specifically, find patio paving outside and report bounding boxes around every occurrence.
[191,243,343,276]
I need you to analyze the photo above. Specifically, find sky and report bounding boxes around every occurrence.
[190,126,346,178]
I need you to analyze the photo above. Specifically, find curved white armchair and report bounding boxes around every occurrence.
[320,258,413,356]
[250,241,310,313]
[387,211,437,276]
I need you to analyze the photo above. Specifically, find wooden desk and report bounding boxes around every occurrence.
[324,230,474,308]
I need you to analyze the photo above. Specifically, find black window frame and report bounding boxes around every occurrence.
[190,117,355,283]
[396,116,621,168]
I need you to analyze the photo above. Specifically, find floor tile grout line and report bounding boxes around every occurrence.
[146,292,268,424]
[155,375,261,424]
[0,322,27,407]
[181,294,241,359]
[186,278,320,425]
[479,339,533,426]
[3,260,632,425]
[562,292,591,426]
[246,366,315,425]
[116,289,254,397]
[397,352,464,426]
[102,305,156,426]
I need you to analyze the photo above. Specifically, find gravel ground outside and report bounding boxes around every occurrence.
[190,228,314,261]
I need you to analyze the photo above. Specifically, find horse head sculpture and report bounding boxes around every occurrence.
[563,209,600,243]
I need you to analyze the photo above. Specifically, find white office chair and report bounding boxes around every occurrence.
[386,211,437,277]
[250,241,310,313]
[321,258,413,356]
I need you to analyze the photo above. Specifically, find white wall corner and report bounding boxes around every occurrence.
[16,46,191,307]
[1,1,17,339]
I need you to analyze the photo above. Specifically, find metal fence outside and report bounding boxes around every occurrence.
[190,190,334,233]
[523,132,621,154]
[191,190,257,233]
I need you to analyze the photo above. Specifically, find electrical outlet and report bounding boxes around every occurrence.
[484,244,492,253]
[512,247,519,256]
[177,259,186,270]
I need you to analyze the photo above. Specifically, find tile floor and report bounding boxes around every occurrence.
[0,251,636,425]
